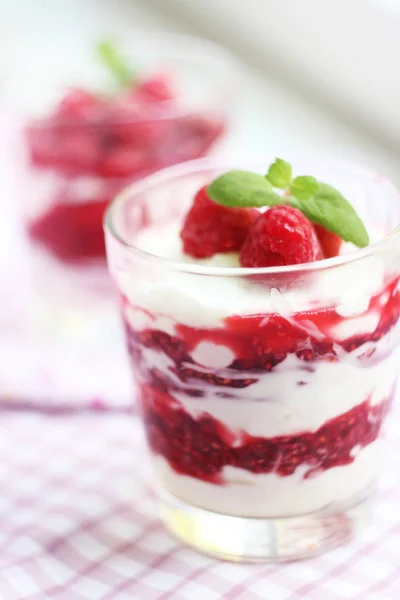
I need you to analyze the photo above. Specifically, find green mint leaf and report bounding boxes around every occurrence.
[290,175,319,200]
[265,158,292,189]
[96,40,135,88]
[207,170,284,208]
[291,182,369,248]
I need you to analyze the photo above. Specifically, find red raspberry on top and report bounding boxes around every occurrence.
[180,186,259,258]
[313,224,342,258]
[240,205,323,268]
[134,74,175,103]
[55,89,100,120]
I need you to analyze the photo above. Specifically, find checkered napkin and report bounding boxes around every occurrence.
[0,408,399,600]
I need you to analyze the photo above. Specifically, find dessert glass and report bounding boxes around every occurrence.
[105,156,400,561]
[4,34,237,320]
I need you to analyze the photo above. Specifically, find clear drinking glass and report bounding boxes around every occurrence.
[3,33,238,319]
[105,156,400,561]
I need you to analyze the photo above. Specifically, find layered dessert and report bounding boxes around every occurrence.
[116,158,400,518]
[24,41,225,264]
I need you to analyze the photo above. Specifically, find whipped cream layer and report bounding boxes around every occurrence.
[120,221,386,329]
[135,344,397,438]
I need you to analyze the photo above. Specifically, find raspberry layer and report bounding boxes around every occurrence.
[139,382,391,484]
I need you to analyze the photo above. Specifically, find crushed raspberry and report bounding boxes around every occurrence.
[314,224,342,258]
[137,329,191,365]
[139,383,392,482]
[240,206,323,268]
[180,186,259,258]
[171,365,257,389]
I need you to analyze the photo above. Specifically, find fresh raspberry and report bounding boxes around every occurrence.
[240,205,323,267]
[314,224,342,258]
[134,74,175,103]
[55,89,100,120]
[180,186,259,258]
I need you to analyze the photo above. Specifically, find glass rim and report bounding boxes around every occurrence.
[104,155,400,277]
[6,31,240,127]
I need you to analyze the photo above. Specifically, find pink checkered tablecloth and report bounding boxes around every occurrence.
[0,406,399,600]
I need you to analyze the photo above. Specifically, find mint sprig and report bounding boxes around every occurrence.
[207,158,369,248]
[266,158,292,189]
[207,170,284,208]
[289,175,318,200]
[291,183,369,248]
[96,40,136,89]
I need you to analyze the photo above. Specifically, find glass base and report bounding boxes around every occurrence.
[159,488,372,562]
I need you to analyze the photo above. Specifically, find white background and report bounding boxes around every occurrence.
[149,0,400,152]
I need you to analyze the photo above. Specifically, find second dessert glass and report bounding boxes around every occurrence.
[4,34,238,326]
[105,156,400,561]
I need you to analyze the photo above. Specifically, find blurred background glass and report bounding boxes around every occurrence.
[4,33,234,320]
